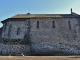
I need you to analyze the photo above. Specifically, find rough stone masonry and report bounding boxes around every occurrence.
[0,9,80,55]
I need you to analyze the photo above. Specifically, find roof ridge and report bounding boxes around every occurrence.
[16,14,69,15]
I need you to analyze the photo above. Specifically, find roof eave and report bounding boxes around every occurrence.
[1,18,9,23]
[1,16,78,23]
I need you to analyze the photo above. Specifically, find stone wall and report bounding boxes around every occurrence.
[30,42,80,55]
[0,42,80,56]
[9,20,25,39]
[2,17,80,41]
[30,18,80,44]
[1,17,80,55]
[2,19,30,39]
[0,43,30,56]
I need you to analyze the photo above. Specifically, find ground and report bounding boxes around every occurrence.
[0,56,80,60]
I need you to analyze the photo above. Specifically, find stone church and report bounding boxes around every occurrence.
[1,9,80,41]
[0,9,80,55]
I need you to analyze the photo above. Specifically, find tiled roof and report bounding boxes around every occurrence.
[1,12,79,23]
[11,14,78,18]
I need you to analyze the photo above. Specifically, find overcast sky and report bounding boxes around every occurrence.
[0,0,80,27]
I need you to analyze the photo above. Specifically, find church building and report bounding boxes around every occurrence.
[1,9,80,44]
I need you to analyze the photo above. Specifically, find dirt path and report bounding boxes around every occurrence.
[0,56,80,60]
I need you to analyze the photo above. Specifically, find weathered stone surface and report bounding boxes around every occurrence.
[30,42,80,55]
[0,43,30,56]
[1,17,80,55]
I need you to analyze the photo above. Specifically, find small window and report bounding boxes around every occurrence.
[52,21,55,28]
[37,21,39,28]
[68,21,71,30]
[17,28,20,35]
[4,23,7,32]
[8,24,12,37]
[78,20,80,27]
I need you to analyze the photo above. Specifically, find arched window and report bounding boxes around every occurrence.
[37,21,39,28]
[4,23,7,32]
[52,21,55,28]
[17,28,20,35]
[68,21,71,30]
[8,24,12,37]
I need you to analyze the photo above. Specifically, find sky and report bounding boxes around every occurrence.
[0,0,80,27]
